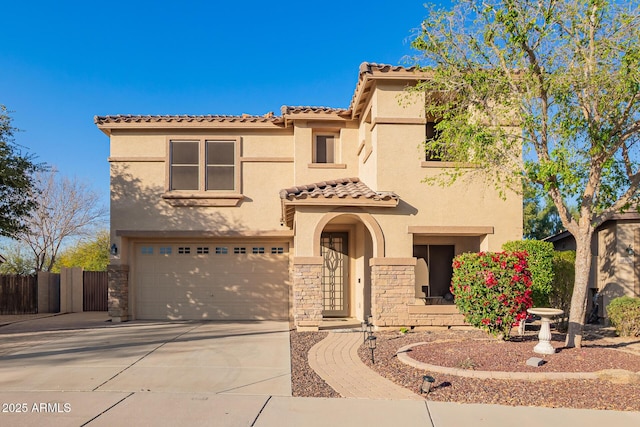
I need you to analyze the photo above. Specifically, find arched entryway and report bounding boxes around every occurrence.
[312,211,384,321]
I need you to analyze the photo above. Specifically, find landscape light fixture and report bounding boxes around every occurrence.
[626,245,635,256]
[420,375,436,394]
[110,244,118,256]
[367,334,377,364]
[362,321,368,343]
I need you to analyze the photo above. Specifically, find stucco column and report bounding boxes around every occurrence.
[370,257,416,327]
[108,264,130,322]
[292,257,323,331]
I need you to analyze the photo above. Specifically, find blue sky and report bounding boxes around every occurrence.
[1,1,441,208]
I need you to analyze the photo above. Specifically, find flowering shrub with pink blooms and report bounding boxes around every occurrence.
[450,251,533,339]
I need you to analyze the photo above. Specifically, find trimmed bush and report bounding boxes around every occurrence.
[548,251,575,331]
[502,240,555,307]
[606,296,640,337]
[450,251,533,339]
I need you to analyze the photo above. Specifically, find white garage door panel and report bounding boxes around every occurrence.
[135,244,289,320]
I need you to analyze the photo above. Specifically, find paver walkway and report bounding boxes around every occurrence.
[308,330,423,400]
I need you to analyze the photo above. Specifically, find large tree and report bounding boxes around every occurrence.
[0,105,39,237]
[53,229,110,273]
[523,183,565,240]
[16,170,108,272]
[411,0,640,347]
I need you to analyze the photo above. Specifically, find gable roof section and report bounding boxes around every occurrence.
[279,177,398,227]
[348,63,431,120]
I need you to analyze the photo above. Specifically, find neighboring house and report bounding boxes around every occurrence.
[544,212,640,319]
[95,63,522,330]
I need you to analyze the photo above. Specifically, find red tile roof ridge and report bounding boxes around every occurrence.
[280,106,350,115]
[279,177,398,201]
[94,114,280,125]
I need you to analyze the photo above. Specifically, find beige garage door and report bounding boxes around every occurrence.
[134,242,289,320]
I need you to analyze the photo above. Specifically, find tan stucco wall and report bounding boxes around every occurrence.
[597,220,640,311]
[104,70,524,328]
[109,129,295,268]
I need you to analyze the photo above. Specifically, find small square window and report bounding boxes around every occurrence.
[234,247,246,254]
[197,247,210,254]
[252,247,265,254]
[425,121,443,161]
[141,246,153,255]
[178,247,191,254]
[159,247,172,255]
[271,247,284,254]
[215,247,228,254]
[314,135,335,163]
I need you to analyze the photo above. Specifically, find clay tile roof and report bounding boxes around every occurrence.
[280,106,351,117]
[279,177,398,201]
[94,114,281,125]
[358,62,419,74]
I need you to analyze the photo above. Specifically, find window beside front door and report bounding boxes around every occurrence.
[413,245,455,301]
[169,137,239,192]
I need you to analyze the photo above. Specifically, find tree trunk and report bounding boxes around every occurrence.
[565,230,594,348]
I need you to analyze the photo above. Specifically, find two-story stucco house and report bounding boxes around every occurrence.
[95,63,522,330]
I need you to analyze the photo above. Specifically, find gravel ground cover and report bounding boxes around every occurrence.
[290,331,340,398]
[290,327,640,411]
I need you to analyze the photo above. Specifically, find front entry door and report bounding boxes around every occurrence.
[321,232,349,317]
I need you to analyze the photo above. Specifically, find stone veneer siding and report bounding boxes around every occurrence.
[370,258,466,327]
[108,264,130,322]
[292,257,323,329]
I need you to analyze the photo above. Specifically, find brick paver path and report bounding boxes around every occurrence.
[308,331,422,400]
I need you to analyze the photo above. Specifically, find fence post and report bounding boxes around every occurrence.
[72,267,84,313]
[60,267,84,313]
[37,271,50,313]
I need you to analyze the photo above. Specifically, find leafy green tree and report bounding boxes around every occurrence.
[502,240,555,307]
[523,183,564,240]
[0,242,35,275]
[53,230,110,272]
[410,0,640,347]
[0,105,40,238]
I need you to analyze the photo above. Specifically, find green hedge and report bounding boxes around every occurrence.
[502,240,555,307]
[607,296,640,337]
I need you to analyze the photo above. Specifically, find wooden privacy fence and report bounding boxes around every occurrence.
[83,271,108,311]
[0,275,38,315]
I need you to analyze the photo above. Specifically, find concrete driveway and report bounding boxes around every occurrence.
[0,313,291,426]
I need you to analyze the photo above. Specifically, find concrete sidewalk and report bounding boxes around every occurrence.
[1,314,638,426]
[1,391,638,426]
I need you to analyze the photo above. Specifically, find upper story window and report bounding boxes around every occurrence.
[206,141,235,191]
[424,121,442,161]
[314,135,336,163]
[170,141,199,190]
[168,137,239,193]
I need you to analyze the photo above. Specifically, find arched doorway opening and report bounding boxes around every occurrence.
[313,211,384,321]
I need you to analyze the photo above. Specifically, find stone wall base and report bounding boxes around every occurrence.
[108,264,130,322]
[292,259,323,330]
